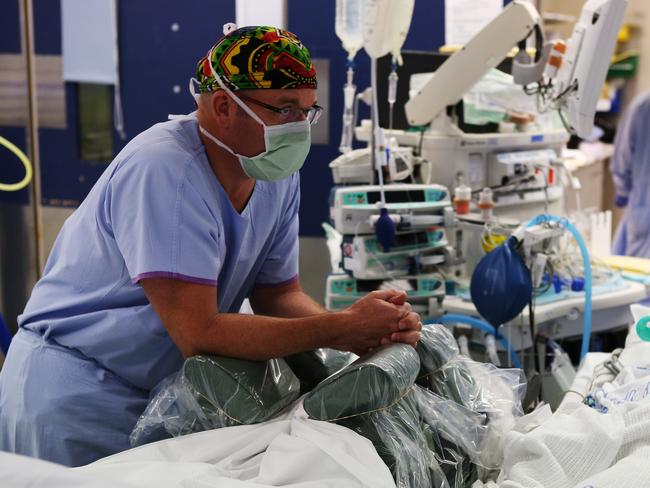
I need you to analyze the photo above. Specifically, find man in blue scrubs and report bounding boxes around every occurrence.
[612,91,650,258]
[0,26,421,467]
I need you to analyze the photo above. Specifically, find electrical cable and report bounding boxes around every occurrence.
[0,135,33,192]
[529,299,541,375]
[416,128,425,157]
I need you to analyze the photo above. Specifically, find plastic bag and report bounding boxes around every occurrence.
[303,344,435,487]
[303,343,485,488]
[284,348,357,393]
[416,325,486,410]
[130,355,300,447]
[415,324,526,471]
[413,386,488,466]
[414,386,486,487]
[463,69,536,125]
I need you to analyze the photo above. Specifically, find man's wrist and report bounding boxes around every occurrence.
[317,310,349,350]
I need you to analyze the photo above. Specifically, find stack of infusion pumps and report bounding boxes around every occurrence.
[327,183,455,319]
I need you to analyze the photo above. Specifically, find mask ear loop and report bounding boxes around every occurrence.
[207,47,266,127]
[189,77,201,104]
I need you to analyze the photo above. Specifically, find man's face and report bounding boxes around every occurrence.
[229,88,317,157]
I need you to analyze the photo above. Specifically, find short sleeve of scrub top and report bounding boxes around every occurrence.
[107,146,220,286]
[255,173,300,287]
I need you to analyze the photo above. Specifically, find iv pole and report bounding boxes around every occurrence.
[20,0,45,278]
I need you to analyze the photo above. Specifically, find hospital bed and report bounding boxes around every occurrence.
[3,311,650,488]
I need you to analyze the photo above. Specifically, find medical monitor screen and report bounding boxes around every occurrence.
[366,189,425,204]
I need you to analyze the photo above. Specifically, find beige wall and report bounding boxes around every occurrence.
[628,0,650,94]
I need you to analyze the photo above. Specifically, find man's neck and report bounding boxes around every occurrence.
[199,131,256,214]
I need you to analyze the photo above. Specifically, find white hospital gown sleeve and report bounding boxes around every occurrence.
[106,152,220,286]
[255,174,300,286]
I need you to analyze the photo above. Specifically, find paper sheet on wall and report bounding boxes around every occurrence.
[236,0,285,29]
[445,0,503,46]
[61,0,117,84]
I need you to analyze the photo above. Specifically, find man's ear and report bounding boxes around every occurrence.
[210,91,235,126]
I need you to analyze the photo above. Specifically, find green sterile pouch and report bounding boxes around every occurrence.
[303,344,420,420]
[284,348,356,393]
[130,355,300,447]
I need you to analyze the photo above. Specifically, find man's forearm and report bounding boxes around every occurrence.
[251,284,327,318]
[189,311,344,360]
[142,278,421,362]
[263,289,327,318]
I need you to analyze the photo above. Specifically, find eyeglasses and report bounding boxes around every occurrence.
[235,92,324,125]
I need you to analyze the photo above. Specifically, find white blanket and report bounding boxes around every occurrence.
[2,412,395,488]
[473,305,650,488]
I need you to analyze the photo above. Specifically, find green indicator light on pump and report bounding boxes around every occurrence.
[636,316,650,342]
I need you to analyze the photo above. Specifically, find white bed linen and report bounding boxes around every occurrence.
[2,411,395,488]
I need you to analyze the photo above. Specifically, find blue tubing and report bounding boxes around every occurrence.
[427,314,522,369]
[0,313,12,356]
[527,214,592,361]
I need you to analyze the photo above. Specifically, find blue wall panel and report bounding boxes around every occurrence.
[13,0,235,206]
[118,0,235,138]
[1,0,511,230]
[0,0,22,53]
[0,1,28,205]
[33,0,62,55]
[403,0,446,51]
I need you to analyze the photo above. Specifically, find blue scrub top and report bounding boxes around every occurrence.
[611,91,650,257]
[18,113,300,392]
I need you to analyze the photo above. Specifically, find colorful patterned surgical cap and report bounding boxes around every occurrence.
[195,25,317,92]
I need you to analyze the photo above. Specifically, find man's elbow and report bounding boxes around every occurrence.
[171,316,232,359]
[177,341,200,359]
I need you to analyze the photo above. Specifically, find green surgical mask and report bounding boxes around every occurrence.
[198,121,311,181]
[192,55,312,182]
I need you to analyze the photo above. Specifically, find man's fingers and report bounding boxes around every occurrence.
[369,289,403,301]
[387,291,408,305]
[395,302,413,318]
[390,330,421,345]
[398,312,421,330]
[380,337,392,346]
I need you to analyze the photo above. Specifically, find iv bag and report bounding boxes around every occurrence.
[336,0,364,59]
[362,0,415,61]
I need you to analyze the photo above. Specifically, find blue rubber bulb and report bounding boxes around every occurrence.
[375,208,396,253]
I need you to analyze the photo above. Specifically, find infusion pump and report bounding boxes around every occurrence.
[329,183,453,235]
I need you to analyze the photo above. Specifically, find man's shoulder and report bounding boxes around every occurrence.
[112,119,201,183]
[632,91,650,114]
[124,117,200,159]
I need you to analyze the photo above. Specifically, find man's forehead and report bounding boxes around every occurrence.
[257,89,317,105]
